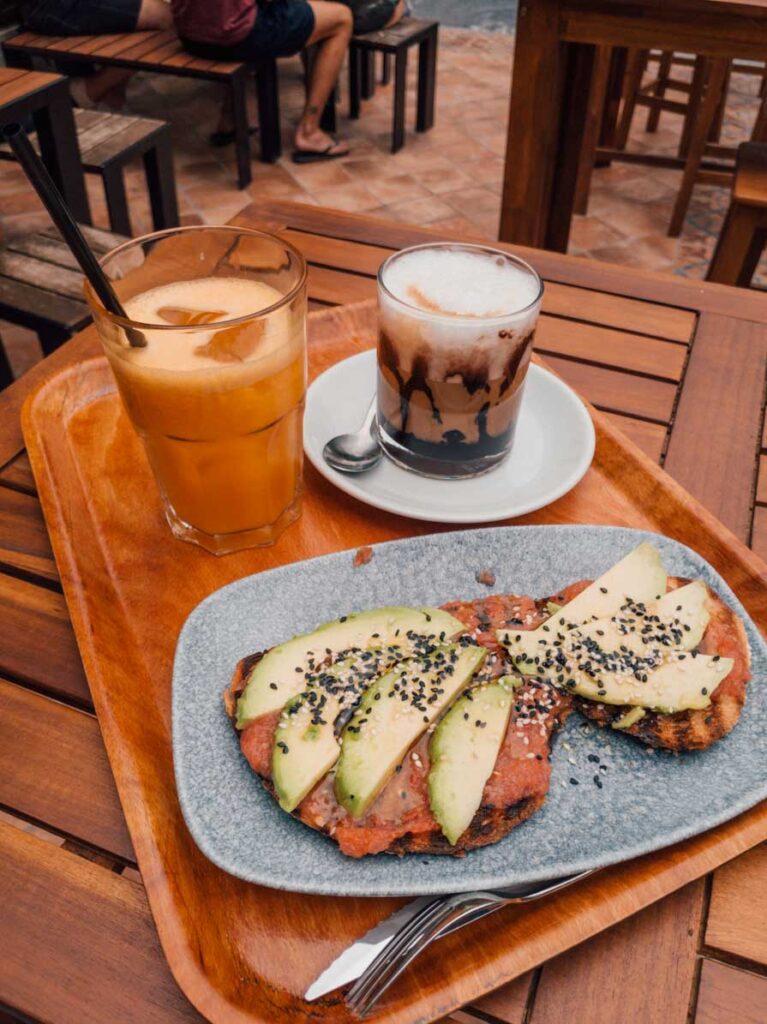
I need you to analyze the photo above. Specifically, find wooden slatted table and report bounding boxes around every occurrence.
[1,200,766,1024]
[499,0,767,251]
[0,67,89,223]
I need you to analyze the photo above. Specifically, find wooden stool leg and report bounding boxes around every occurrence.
[751,91,767,142]
[382,53,392,85]
[143,131,180,231]
[101,164,132,237]
[613,48,649,150]
[361,50,375,99]
[669,58,729,237]
[646,50,673,132]
[229,68,255,183]
[679,55,707,158]
[574,45,612,215]
[254,59,281,165]
[708,62,731,143]
[392,49,408,153]
[349,45,361,119]
[416,28,437,132]
[706,203,767,285]
[596,46,627,166]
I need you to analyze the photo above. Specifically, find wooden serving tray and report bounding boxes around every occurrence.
[23,301,767,1024]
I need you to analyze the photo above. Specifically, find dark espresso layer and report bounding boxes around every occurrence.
[377,327,535,457]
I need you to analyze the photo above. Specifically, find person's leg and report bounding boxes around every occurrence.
[386,0,405,27]
[294,1,353,155]
[74,0,172,108]
[136,0,173,29]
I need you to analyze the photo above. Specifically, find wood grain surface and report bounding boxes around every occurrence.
[20,298,767,1024]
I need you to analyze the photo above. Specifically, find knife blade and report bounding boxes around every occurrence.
[305,896,433,1001]
[305,893,505,1001]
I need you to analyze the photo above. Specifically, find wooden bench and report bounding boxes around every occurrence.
[0,107,179,237]
[1,29,282,187]
[348,17,438,152]
[707,141,767,286]
[0,223,126,357]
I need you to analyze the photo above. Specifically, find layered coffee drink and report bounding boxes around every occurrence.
[376,243,543,478]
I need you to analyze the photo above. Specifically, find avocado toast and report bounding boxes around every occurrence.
[224,543,751,859]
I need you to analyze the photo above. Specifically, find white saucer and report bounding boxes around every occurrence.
[304,350,595,524]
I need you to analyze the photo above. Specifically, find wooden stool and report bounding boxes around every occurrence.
[0,107,180,238]
[668,60,767,236]
[0,224,126,355]
[348,17,438,153]
[707,141,767,286]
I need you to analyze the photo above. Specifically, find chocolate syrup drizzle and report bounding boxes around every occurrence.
[378,327,535,462]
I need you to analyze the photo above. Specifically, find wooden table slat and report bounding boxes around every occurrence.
[694,959,767,1024]
[603,412,668,462]
[0,819,203,1024]
[0,453,36,495]
[529,880,706,1024]
[543,354,677,422]
[0,484,56,581]
[705,844,767,966]
[664,312,767,541]
[0,571,91,705]
[0,677,133,861]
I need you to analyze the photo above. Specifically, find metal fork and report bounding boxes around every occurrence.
[346,869,596,1017]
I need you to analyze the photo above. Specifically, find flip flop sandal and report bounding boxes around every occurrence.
[209,126,259,147]
[291,140,349,164]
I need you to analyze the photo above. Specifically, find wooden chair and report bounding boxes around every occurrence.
[0,108,179,237]
[1,30,275,186]
[348,17,438,153]
[0,223,126,353]
[706,141,767,286]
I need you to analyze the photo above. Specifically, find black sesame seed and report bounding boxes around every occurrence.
[269,682,278,690]
[600,587,608,594]
[569,777,579,786]
[593,775,603,789]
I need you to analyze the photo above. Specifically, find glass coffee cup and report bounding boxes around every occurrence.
[376,242,543,479]
[84,226,307,555]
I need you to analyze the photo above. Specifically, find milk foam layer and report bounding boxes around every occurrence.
[382,248,540,318]
[379,249,541,382]
[121,277,289,373]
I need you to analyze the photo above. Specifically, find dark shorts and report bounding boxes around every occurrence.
[183,0,316,62]
[21,0,141,35]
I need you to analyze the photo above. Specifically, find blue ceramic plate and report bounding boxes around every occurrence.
[172,526,767,897]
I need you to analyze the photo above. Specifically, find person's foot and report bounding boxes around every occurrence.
[293,126,350,159]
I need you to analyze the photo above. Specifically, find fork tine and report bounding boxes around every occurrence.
[346,897,448,1011]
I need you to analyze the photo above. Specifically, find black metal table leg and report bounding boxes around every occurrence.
[101,163,132,236]
[230,68,255,183]
[349,45,361,119]
[416,27,437,132]
[392,49,407,152]
[143,129,180,230]
[34,80,91,223]
[254,60,281,165]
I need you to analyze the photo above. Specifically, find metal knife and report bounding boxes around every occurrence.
[305,870,596,1001]
[305,896,434,1001]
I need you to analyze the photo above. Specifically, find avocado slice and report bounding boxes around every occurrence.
[612,706,646,730]
[498,542,667,673]
[572,580,710,661]
[236,606,465,727]
[272,650,390,812]
[334,643,487,819]
[427,676,520,845]
[565,651,733,712]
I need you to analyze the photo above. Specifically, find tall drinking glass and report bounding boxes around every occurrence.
[84,226,307,555]
[377,242,543,479]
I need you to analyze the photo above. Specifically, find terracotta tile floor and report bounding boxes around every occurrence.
[1,29,765,376]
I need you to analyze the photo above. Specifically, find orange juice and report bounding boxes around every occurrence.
[100,274,307,553]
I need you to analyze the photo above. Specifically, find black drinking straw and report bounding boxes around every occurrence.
[2,122,146,346]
